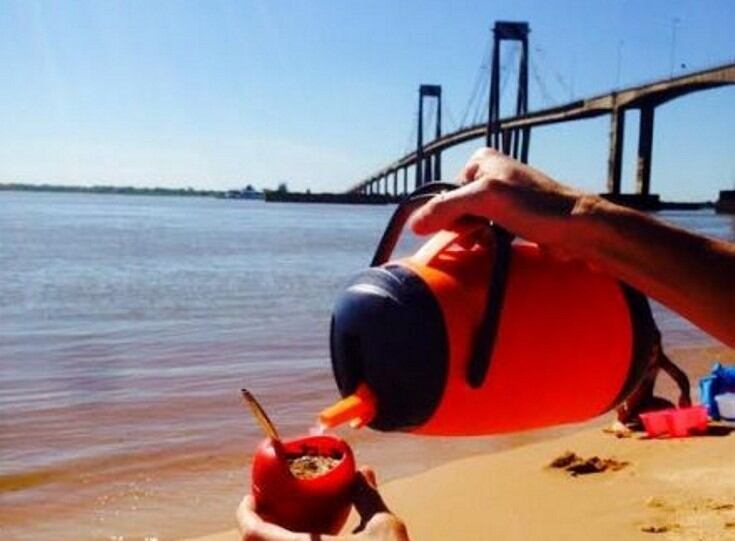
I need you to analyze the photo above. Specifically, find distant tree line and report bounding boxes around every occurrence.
[1,181,322,198]
[0,183,222,197]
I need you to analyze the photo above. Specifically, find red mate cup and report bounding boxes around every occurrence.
[251,434,356,533]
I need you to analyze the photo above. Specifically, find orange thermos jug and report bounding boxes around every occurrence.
[319,183,658,435]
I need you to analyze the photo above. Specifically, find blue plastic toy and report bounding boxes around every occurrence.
[699,363,735,420]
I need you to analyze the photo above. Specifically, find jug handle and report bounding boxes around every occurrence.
[370,182,458,266]
[370,182,513,389]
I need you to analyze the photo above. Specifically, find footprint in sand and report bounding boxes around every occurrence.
[547,451,628,477]
[640,524,676,534]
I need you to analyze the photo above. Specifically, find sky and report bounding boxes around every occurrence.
[0,0,733,200]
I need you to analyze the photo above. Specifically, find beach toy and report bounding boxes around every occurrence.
[639,405,708,438]
[714,393,735,421]
[665,406,708,437]
[320,183,659,435]
[243,390,355,534]
[699,363,735,419]
[639,410,670,438]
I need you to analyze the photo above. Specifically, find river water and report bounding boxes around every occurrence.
[1,192,733,540]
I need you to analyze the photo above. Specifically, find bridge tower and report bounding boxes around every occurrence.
[415,84,442,189]
[486,21,530,163]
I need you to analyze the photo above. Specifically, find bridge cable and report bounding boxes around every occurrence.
[474,44,517,125]
[472,68,490,125]
[534,44,573,101]
[530,57,556,107]
[444,102,459,133]
[474,44,513,124]
[460,35,492,127]
[404,110,418,155]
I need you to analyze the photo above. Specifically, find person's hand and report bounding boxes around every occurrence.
[237,467,409,541]
[409,148,735,348]
[408,147,603,260]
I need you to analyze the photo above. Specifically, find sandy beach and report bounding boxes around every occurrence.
[190,423,735,541]
[189,347,735,541]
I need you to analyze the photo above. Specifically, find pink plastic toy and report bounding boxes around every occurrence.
[639,410,670,437]
[639,405,709,438]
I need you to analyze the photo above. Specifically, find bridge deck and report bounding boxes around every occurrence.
[350,62,735,193]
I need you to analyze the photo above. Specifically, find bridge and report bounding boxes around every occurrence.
[349,21,735,204]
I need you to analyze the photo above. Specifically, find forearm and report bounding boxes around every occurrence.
[569,196,735,347]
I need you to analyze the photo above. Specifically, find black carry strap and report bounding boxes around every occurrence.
[466,226,512,388]
[371,182,513,388]
[609,286,689,415]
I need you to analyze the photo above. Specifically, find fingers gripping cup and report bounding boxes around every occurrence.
[242,389,356,534]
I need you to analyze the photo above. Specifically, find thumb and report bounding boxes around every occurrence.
[352,467,389,533]
[408,183,489,235]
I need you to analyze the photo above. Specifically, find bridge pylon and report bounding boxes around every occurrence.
[487,21,530,163]
[415,84,442,190]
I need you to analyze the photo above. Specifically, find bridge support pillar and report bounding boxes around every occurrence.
[423,155,433,185]
[393,170,398,196]
[636,105,655,196]
[403,168,408,195]
[607,107,625,194]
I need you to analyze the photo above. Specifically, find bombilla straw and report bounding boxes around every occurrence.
[241,388,280,441]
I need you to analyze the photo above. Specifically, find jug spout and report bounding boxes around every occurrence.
[319,384,376,430]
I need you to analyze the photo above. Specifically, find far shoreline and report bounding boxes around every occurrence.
[1,183,725,210]
[0,182,223,198]
[0,183,398,205]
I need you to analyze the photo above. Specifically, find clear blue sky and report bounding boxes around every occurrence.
[1,0,733,199]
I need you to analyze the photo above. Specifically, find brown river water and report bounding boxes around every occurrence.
[1,191,733,540]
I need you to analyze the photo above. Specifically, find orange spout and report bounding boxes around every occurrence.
[319,384,376,430]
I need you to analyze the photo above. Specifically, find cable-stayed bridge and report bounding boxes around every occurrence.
[348,21,735,207]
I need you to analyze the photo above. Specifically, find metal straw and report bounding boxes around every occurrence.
[241,388,281,441]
